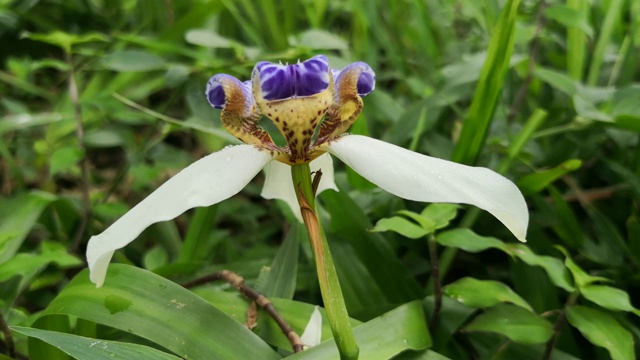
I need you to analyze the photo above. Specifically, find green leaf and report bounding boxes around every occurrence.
[544,5,594,37]
[22,31,107,52]
[370,216,429,239]
[533,67,577,95]
[419,204,459,229]
[436,228,506,253]
[505,244,575,292]
[101,50,167,72]
[0,112,62,135]
[42,265,281,360]
[83,129,125,148]
[556,247,610,289]
[0,241,82,284]
[287,300,431,359]
[257,221,301,299]
[566,305,634,360]
[0,191,57,264]
[451,0,521,165]
[580,285,640,315]
[297,29,348,50]
[464,304,553,344]
[184,29,233,48]
[12,327,182,360]
[516,159,582,195]
[49,145,84,175]
[444,277,532,311]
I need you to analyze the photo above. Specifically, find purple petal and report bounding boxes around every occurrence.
[205,74,254,111]
[253,55,331,101]
[334,62,376,96]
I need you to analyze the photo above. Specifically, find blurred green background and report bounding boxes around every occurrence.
[1,0,639,359]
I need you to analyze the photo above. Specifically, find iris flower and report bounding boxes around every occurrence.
[87,55,528,287]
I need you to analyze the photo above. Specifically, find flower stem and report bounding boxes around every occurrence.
[291,163,359,360]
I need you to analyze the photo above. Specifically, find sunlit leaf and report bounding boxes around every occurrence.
[580,285,640,315]
[566,305,634,360]
[464,304,553,344]
[13,327,182,360]
[370,216,429,239]
[42,265,281,360]
[436,228,506,253]
[444,277,532,311]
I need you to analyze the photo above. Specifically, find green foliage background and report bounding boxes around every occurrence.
[1,0,639,359]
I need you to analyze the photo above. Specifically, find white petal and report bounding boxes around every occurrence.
[86,145,274,287]
[261,153,338,222]
[326,135,528,241]
[300,306,323,347]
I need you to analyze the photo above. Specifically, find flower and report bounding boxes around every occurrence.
[86,55,528,287]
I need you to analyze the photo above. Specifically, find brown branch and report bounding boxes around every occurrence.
[542,292,578,360]
[0,313,14,358]
[67,52,92,254]
[546,183,627,204]
[507,0,547,123]
[182,270,304,352]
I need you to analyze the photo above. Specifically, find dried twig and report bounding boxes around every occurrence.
[182,270,304,352]
[0,313,15,358]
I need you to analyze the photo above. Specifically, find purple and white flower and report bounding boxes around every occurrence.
[87,55,528,287]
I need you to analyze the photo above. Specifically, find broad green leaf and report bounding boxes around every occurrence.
[580,285,640,315]
[12,327,182,360]
[297,29,348,50]
[533,67,577,95]
[83,129,125,148]
[49,145,84,175]
[451,0,521,165]
[0,191,57,264]
[516,159,582,195]
[544,5,594,37]
[28,315,71,360]
[321,190,423,303]
[0,241,82,284]
[419,204,459,229]
[0,112,62,135]
[436,229,506,253]
[444,277,532,311]
[184,29,233,48]
[556,247,610,289]
[42,265,281,360]
[464,304,553,344]
[257,221,301,299]
[22,31,107,52]
[288,300,431,359]
[566,305,634,360]
[505,244,574,292]
[101,50,167,72]
[370,216,429,239]
[396,210,437,232]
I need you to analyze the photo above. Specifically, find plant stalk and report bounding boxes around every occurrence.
[291,163,358,360]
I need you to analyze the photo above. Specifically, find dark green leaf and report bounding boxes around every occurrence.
[13,327,182,360]
[42,265,281,360]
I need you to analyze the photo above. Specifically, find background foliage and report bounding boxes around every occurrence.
[1,0,639,359]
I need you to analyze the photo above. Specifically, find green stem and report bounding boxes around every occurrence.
[291,163,358,360]
[427,233,441,331]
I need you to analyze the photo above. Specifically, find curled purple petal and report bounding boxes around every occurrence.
[253,55,331,101]
[334,62,376,97]
[205,74,254,111]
